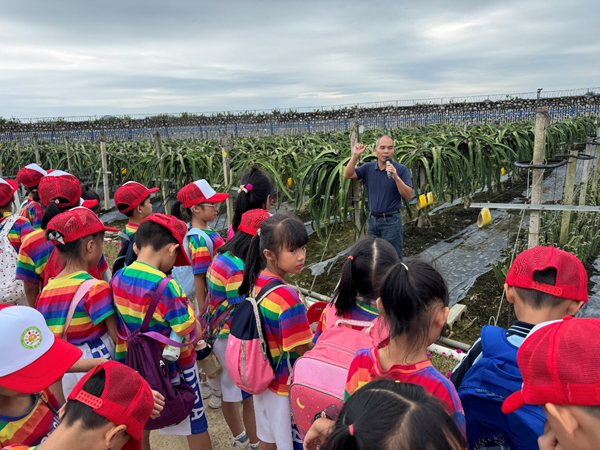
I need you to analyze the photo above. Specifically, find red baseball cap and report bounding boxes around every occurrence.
[16,164,47,188]
[68,361,154,450]
[177,179,228,209]
[0,305,83,394]
[46,207,118,244]
[238,209,271,236]
[503,316,600,414]
[505,246,588,302]
[115,182,159,213]
[38,170,97,209]
[141,213,191,266]
[0,178,19,206]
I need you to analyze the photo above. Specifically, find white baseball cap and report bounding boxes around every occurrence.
[0,305,82,393]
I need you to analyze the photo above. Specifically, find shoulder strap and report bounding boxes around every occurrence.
[117,231,130,242]
[0,214,20,241]
[481,325,518,359]
[141,277,171,332]
[188,228,213,258]
[62,278,98,340]
[255,279,286,305]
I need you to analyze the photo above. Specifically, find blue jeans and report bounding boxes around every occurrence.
[368,212,404,259]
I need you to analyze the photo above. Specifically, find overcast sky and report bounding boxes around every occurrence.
[1,0,599,119]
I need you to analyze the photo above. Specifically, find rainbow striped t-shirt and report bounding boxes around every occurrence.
[344,347,466,434]
[19,201,43,230]
[1,212,34,254]
[206,251,245,338]
[111,261,197,374]
[36,271,115,345]
[313,298,379,343]
[16,230,109,287]
[124,221,139,238]
[189,229,224,275]
[0,388,60,448]
[255,271,313,396]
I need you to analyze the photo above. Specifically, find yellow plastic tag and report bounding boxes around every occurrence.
[222,150,227,158]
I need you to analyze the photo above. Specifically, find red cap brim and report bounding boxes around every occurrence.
[174,246,192,266]
[204,193,229,204]
[147,187,160,195]
[103,225,120,233]
[501,391,525,414]
[6,180,19,192]
[0,337,83,394]
[82,199,99,209]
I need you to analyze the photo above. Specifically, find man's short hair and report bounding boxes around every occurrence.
[135,220,178,252]
[513,267,563,309]
[375,135,393,149]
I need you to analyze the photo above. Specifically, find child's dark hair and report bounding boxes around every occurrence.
[513,267,562,309]
[232,168,272,233]
[47,230,104,264]
[26,186,40,203]
[239,213,307,295]
[135,220,178,252]
[333,236,399,315]
[171,200,192,222]
[321,379,467,450]
[218,229,253,262]
[41,199,71,230]
[380,259,448,349]
[81,185,101,214]
[121,195,149,218]
[62,368,110,430]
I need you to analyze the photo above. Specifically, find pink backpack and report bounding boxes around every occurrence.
[290,304,389,439]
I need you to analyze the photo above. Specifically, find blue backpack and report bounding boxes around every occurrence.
[458,325,546,450]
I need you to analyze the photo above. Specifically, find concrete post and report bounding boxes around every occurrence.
[349,121,361,240]
[220,130,234,226]
[528,108,550,249]
[99,133,111,211]
[153,131,171,215]
[578,137,593,205]
[64,136,72,173]
[33,133,41,166]
[559,148,579,246]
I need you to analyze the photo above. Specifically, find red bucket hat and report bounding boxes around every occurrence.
[46,207,118,244]
[502,317,600,414]
[177,179,228,209]
[115,182,159,213]
[38,170,98,209]
[238,209,271,236]
[141,213,191,266]
[68,361,154,450]
[0,305,83,394]
[505,246,588,302]
[0,178,19,206]
[16,164,47,188]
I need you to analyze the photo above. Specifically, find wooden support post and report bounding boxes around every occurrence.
[528,107,550,249]
[99,133,111,212]
[153,131,170,215]
[33,133,41,166]
[349,121,362,240]
[579,137,593,205]
[16,138,22,167]
[220,130,234,226]
[64,136,73,173]
[204,131,208,140]
[559,148,579,246]
[592,141,600,192]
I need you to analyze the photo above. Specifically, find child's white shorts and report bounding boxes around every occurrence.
[62,332,115,397]
[254,388,293,448]
[211,337,244,402]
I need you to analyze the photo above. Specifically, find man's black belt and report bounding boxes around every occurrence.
[370,210,401,218]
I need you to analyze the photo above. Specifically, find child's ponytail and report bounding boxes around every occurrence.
[380,259,448,345]
[232,168,272,233]
[41,199,70,230]
[238,234,264,296]
[171,200,190,222]
[333,236,398,315]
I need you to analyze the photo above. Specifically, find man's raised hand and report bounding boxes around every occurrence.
[353,140,367,157]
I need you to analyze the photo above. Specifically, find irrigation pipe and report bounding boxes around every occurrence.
[428,343,466,361]
[436,336,471,352]
[291,285,332,303]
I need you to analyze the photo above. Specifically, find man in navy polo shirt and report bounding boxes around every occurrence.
[344,135,413,258]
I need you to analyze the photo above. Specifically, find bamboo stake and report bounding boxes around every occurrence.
[220,130,234,226]
[349,121,361,240]
[559,148,579,246]
[33,133,41,166]
[153,131,170,215]
[578,137,593,205]
[592,141,600,192]
[99,133,111,211]
[528,107,550,249]
[64,136,72,173]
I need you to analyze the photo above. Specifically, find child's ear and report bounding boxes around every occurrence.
[435,305,450,329]
[544,403,579,439]
[263,248,274,262]
[58,404,66,420]
[376,297,383,315]
[104,423,128,448]
[505,284,516,304]
[133,243,139,255]
[565,300,585,316]
[169,243,180,257]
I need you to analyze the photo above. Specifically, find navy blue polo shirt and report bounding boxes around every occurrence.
[355,161,412,214]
